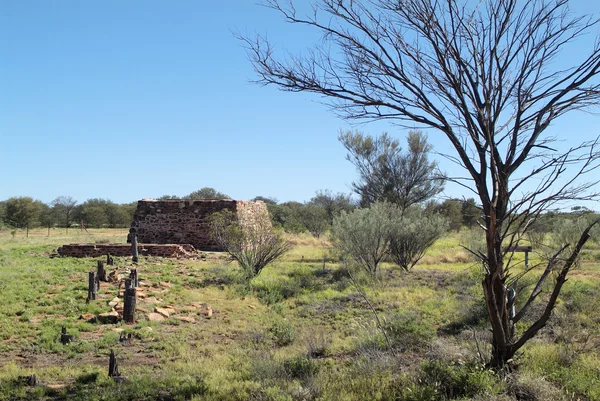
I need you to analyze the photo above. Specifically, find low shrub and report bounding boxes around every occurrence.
[270,319,295,346]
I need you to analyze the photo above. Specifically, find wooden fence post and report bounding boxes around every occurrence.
[87,272,97,301]
[97,260,108,282]
[60,326,73,345]
[131,235,139,263]
[107,253,114,266]
[129,269,138,288]
[123,282,136,324]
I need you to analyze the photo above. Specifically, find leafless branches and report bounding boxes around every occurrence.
[241,0,600,367]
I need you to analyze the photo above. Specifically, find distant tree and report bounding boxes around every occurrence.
[51,196,78,232]
[252,196,278,205]
[209,209,291,280]
[105,202,132,228]
[298,204,329,238]
[122,202,138,222]
[186,187,230,200]
[461,199,480,228]
[309,189,355,223]
[340,130,444,210]
[157,194,179,200]
[268,201,307,233]
[436,199,463,232]
[39,203,56,236]
[77,199,110,228]
[3,197,43,229]
[0,201,6,227]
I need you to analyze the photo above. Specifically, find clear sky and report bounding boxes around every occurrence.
[1,1,600,206]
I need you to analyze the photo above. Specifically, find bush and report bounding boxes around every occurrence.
[209,209,292,279]
[332,202,394,275]
[418,360,499,399]
[283,355,318,380]
[270,319,295,346]
[388,207,448,271]
[332,202,447,275]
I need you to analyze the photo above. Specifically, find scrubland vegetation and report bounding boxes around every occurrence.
[0,225,598,401]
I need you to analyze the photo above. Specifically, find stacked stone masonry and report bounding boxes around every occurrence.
[127,199,268,251]
[57,243,195,258]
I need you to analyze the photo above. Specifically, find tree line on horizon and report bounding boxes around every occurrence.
[0,187,486,235]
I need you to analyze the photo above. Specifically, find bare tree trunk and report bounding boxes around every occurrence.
[108,350,120,377]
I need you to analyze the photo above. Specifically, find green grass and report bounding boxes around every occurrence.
[0,228,598,400]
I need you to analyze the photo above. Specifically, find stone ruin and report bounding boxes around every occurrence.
[127,198,268,251]
[56,199,268,257]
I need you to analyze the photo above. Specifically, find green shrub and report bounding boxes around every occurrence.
[283,355,318,380]
[209,210,291,280]
[333,202,447,276]
[388,207,448,271]
[418,360,499,399]
[332,202,394,276]
[270,320,295,346]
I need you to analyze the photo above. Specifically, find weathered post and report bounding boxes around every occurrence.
[123,282,136,324]
[87,272,97,301]
[60,326,73,345]
[131,235,139,263]
[97,260,108,282]
[107,253,114,266]
[129,269,138,288]
[108,350,120,377]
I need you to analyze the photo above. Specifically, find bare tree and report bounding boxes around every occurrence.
[51,196,78,233]
[242,0,600,367]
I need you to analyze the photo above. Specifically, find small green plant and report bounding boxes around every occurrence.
[283,355,318,380]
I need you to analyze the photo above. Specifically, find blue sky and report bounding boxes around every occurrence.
[1,1,600,206]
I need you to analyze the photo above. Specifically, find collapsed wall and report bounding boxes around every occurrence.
[127,199,268,251]
[57,243,195,258]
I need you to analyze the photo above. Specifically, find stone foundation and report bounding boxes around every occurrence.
[127,199,268,251]
[57,243,196,258]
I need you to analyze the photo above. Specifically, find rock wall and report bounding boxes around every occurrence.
[57,243,195,258]
[127,199,269,251]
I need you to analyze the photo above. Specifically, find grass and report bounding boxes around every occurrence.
[0,228,598,400]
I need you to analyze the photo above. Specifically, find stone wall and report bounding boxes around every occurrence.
[127,199,269,251]
[57,243,195,258]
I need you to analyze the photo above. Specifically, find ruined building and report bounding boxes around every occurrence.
[127,199,268,251]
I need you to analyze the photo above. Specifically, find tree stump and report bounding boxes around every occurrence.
[60,326,73,345]
[131,235,139,263]
[87,272,97,301]
[107,253,114,266]
[123,286,136,324]
[19,375,37,386]
[97,260,108,282]
[108,350,120,377]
